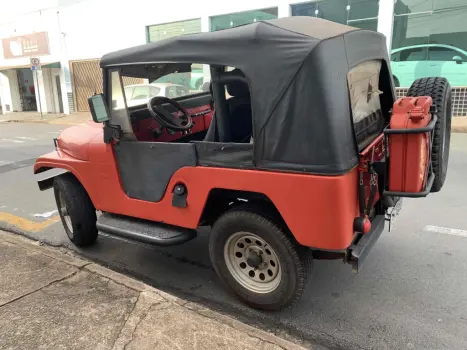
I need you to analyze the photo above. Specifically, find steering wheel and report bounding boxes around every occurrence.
[147,96,193,131]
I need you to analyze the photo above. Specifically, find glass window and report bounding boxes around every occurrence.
[110,71,133,134]
[434,0,467,10]
[149,86,161,96]
[391,5,467,87]
[210,8,278,31]
[427,46,466,61]
[348,0,379,20]
[392,13,431,50]
[153,63,210,93]
[132,86,150,100]
[347,60,384,148]
[166,86,178,99]
[124,86,134,100]
[400,47,427,61]
[347,18,378,31]
[394,0,433,16]
[291,0,378,30]
[147,19,201,42]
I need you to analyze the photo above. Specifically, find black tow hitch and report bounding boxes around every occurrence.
[347,214,386,273]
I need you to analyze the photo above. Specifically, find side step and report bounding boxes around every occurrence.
[96,213,197,246]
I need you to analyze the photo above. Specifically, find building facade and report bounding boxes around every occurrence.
[1,0,466,115]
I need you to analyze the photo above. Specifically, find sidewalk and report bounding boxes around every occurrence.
[0,231,306,350]
[0,111,91,126]
[1,111,467,132]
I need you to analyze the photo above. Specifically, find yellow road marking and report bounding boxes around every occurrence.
[0,212,60,232]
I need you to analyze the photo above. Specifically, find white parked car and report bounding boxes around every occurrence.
[124,83,190,107]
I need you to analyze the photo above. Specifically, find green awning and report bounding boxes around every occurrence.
[42,62,61,69]
[0,61,61,71]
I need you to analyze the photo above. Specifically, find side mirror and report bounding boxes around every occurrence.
[453,55,463,64]
[88,94,110,123]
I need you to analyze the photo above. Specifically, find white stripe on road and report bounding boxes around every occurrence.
[2,139,25,143]
[17,136,37,140]
[424,225,467,238]
[34,210,58,218]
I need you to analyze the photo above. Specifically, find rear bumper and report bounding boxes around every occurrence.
[347,215,386,272]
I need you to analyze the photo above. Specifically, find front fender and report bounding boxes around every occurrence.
[34,150,90,193]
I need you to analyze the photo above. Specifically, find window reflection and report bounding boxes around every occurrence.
[291,0,379,30]
[391,1,467,87]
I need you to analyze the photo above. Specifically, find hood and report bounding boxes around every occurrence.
[58,121,103,161]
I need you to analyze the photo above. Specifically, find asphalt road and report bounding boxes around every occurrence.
[1,122,467,350]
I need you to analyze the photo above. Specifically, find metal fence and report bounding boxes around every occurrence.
[396,87,467,117]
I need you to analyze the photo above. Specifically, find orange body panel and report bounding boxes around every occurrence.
[388,97,432,193]
[35,126,360,251]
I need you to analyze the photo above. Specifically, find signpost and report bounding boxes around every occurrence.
[30,57,42,119]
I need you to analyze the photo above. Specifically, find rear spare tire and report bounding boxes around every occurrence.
[54,174,97,247]
[209,208,312,311]
[407,77,452,192]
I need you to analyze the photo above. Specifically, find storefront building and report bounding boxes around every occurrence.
[0,8,72,115]
[2,0,465,115]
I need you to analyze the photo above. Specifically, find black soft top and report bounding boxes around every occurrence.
[101,17,395,174]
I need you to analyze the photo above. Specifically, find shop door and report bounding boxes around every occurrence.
[55,75,64,113]
[70,59,102,112]
[17,69,37,111]
[71,59,143,112]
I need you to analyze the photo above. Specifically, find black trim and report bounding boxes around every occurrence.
[35,168,67,191]
[96,213,196,246]
[383,172,435,198]
[172,183,188,208]
[347,214,386,273]
[103,124,122,143]
[384,115,437,135]
[193,141,253,168]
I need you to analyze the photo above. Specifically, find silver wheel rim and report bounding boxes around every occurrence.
[224,232,281,294]
[59,191,73,237]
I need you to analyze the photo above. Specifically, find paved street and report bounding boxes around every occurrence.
[1,122,467,349]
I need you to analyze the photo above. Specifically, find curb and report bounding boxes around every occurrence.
[0,230,307,350]
[452,125,467,133]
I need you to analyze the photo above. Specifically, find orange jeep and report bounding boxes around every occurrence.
[34,17,452,311]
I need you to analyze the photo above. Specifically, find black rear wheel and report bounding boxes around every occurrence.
[407,77,452,192]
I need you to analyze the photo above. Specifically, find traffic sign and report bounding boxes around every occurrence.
[30,57,40,66]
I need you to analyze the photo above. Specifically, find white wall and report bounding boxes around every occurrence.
[0,72,13,113]
[60,0,300,61]
[0,9,62,69]
[6,70,22,112]
[0,8,71,114]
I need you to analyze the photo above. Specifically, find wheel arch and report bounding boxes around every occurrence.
[198,188,290,231]
[34,165,95,206]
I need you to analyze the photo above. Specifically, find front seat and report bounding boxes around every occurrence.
[204,71,252,143]
[225,76,252,143]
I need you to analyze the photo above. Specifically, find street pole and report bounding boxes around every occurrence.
[35,69,43,119]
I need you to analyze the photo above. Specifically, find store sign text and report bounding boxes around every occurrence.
[2,32,50,59]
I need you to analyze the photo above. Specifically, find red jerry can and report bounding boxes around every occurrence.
[388,97,433,193]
